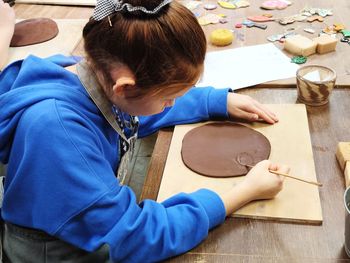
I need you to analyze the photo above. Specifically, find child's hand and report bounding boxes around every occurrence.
[219,160,289,216]
[241,160,288,201]
[0,0,15,35]
[227,93,279,124]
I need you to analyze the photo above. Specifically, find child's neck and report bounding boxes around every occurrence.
[65,65,77,74]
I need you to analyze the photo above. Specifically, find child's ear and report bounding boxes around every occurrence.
[112,77,136,97]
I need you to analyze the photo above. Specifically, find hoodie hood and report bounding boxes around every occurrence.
[0,55,91,163]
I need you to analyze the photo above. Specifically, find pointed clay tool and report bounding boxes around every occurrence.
[236,156,323,187]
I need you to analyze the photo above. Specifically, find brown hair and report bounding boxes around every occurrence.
[82,0,206,96]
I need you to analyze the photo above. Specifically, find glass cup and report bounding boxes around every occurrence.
[296,65,336,106]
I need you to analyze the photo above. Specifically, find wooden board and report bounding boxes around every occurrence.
[157,104,323,224]
[7,19,87,66]
[16,0,95,6]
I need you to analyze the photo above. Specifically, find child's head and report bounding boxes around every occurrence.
[83,0,206,102]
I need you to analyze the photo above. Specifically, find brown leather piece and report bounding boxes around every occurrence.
[181,123,271,177]
[10,18,59,47]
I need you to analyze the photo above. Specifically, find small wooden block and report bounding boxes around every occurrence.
[313,35,337,54]
[336,142,350,171]
[284,34,317,56]
[345,162,350,188]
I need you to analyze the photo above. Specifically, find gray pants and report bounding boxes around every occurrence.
[1,222,111,263]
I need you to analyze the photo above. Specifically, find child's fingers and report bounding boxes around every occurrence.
[255,160,271,170]
[277,164,290,175]
[247,104,276,124]
[269,163,289,183]
[253,102,279,122]
[269,163,279,171]
[232,108,260,122]
[269,163,290,174]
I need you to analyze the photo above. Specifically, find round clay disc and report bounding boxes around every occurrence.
[181,123,271,177]
[10,18,59,47]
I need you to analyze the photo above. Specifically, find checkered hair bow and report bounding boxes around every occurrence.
[93,0,173,21]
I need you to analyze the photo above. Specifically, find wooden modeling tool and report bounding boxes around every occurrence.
[236,156,323,187]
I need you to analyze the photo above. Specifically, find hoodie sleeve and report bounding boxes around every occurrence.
[138,86,231,138]
[57,188,225,263]
[2,98,226,263]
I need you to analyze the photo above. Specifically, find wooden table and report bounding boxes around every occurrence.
[198,0,350,88]
[138,2,350,261]
[141,88,350,262]
[13,0,350,87]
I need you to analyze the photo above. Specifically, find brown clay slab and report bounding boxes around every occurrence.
[10,18,59,47]
[181,123,271,177]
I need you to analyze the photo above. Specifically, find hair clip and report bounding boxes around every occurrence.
[93,0,173,21]
[108,16,112,27]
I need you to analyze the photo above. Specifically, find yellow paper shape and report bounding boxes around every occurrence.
[218,1,236,9]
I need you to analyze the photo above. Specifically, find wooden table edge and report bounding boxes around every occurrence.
[140,128,174,201]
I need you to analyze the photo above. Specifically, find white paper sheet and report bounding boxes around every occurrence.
[196,43,299,90]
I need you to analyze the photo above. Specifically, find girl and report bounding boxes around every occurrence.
[0,0,289,262]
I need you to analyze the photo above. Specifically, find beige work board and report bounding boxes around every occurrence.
[157,104,323,224]
[16,0,95,6]
[7,19,87,66]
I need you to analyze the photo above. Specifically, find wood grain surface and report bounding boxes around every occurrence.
[141,88,350,261]
[195,0,350,88]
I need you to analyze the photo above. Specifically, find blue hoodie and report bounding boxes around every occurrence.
[0,55,229,262]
